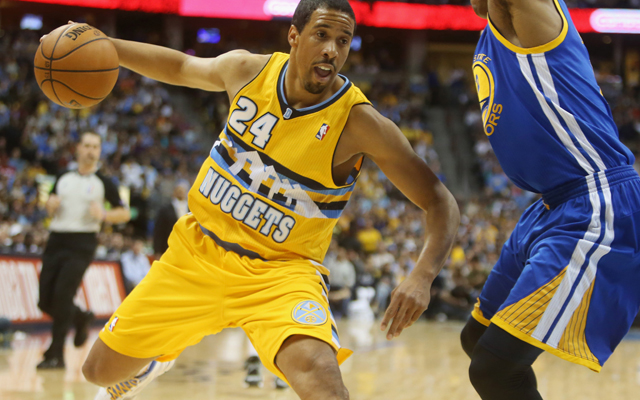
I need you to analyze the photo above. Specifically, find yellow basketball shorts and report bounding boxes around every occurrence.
[99,214,352,381]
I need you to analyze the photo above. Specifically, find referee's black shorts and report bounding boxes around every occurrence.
[38,232,98,313]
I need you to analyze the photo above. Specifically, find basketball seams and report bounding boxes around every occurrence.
[45,23,77,60]
[47,80,65,107]
[49,24,79,106]
[35,23,118,108]
[34,66,120,73]
[51,38,112,61]
[43,79,107,101]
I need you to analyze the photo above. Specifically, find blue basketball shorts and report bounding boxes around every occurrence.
[472,165,640,371]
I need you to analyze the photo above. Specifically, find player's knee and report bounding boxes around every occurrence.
[460,318,486,358]
[82,356,103,386]
[468,351,495,393]
[460,326,475,358]
[292,353,348,399]
[82,356,116,387]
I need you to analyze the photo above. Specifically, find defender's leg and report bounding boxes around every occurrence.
[469,324,543,400]
[460,317,488,358]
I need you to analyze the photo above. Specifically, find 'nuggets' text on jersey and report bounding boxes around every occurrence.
[188,53,370,262]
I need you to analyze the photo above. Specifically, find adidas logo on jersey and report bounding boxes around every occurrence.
[316,124,330,141]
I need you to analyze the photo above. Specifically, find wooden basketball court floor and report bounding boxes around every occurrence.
[2,320,640,400]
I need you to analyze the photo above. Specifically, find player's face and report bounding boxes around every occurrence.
[292,8,354,95]
[471,0,488,19]
[77,134,101,165]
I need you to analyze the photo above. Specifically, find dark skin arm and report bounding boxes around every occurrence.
[488,0,563,48]
[336,105,460,340]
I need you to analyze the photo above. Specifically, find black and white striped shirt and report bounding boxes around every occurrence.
[49,170,123,233]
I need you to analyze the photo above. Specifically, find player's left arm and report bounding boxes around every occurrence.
[343,105,460,340]
[490,0,563,48]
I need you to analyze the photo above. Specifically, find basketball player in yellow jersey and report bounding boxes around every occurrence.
[73,1,459,399]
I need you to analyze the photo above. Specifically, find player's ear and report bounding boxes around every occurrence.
[288,25,300,48]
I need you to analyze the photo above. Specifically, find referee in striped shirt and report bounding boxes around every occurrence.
[37,132,130,369]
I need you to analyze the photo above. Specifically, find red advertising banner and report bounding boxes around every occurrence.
[14,0,616,33]
[0,255,126,323]
[16,0,180,13]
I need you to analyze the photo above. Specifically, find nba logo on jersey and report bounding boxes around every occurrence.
[292,301,327,325]
[108,316,119,332]
[316,124,330,141]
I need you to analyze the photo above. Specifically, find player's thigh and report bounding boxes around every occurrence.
[472,232,526,325]
[83,337,156,387]
[98,218,228,365]
[234,260,351,384]
[276,335,348,399]
[576,206,640,366]
[98,257,224,360]
[472,200,552,325]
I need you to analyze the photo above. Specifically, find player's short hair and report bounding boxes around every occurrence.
[292,0,356,33]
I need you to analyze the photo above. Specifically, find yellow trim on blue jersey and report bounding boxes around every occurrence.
[488,0,568,55]
[472,300,491,327]
[491,318,602,372]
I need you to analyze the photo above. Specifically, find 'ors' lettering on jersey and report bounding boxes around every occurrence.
[198,167,296,243]
[473,54,503,136]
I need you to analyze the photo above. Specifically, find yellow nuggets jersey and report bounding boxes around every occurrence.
[189,52,370,263]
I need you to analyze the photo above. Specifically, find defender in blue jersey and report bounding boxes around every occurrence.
[460,0,640,399]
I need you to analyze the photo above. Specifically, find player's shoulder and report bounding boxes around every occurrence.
[219,50,273,78]
[219,51,276,97]
[346,103,393,135]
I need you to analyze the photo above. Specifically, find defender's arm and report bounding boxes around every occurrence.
[489,0,563,48]
[342,105,460,340]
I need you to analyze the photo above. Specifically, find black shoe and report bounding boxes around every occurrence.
[36,357,65,369]
[244,356,263,388]
[74,311,95,347]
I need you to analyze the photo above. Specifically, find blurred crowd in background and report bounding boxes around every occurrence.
[0,12,637,322]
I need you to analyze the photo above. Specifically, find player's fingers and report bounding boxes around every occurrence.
[380,293,400,331]
[395,305,416,335]
[68,20,76,24]
[40,35,46,42]
[387,305,408,340]
[407,309,422,328]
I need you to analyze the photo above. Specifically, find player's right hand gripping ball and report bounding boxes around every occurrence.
[34,23,119,109]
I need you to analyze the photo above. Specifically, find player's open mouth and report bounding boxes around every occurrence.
[314,65,332,81]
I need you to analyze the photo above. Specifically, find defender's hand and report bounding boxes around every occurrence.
[380,275,432,340]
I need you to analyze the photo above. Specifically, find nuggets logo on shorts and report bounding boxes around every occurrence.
[292,301,327,326]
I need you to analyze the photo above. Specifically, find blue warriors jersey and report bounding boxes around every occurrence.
[188,53,370,263]
[473,0,633,194]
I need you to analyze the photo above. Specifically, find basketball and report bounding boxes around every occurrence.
[33,23,119,109]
